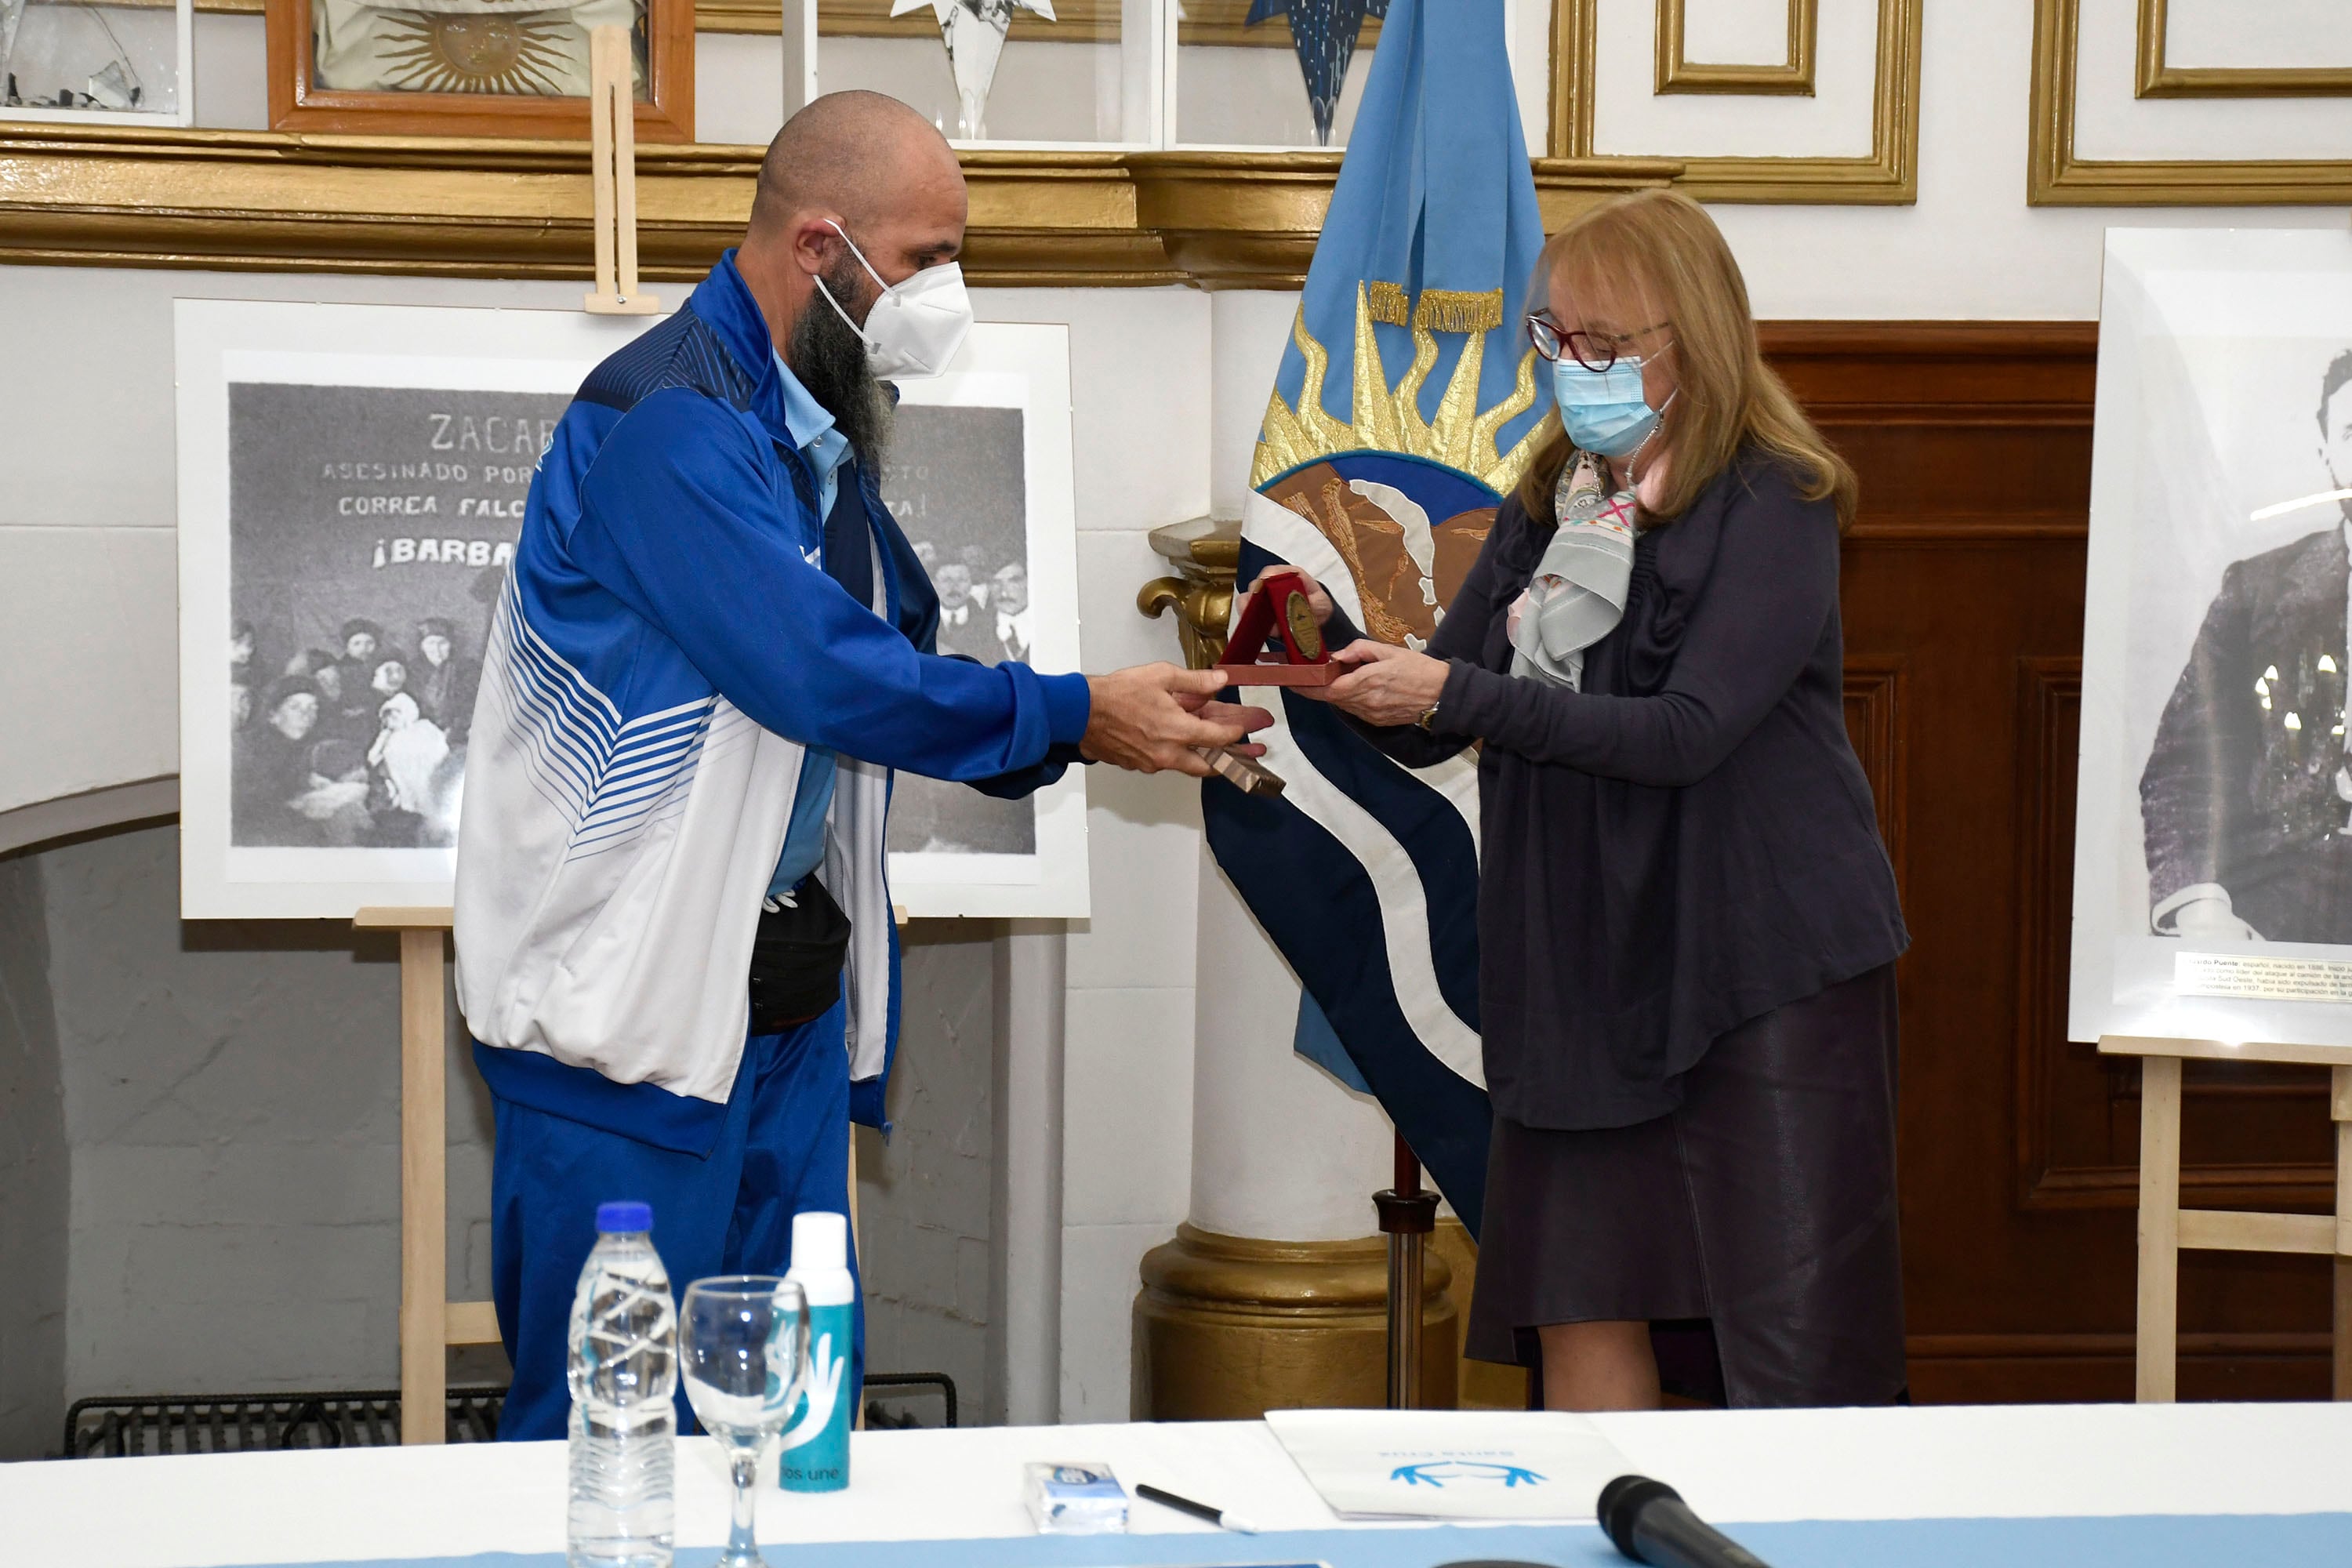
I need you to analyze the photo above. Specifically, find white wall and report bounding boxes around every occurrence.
[1697,1,2347,320]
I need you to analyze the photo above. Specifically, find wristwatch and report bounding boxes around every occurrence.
[1416,701,1441,732]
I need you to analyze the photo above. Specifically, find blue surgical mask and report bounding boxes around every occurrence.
[1550,354,1668,459]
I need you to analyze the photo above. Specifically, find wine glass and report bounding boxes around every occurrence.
[681,1275,811,1568]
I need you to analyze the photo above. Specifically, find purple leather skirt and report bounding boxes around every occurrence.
[1465,963,1907,1408]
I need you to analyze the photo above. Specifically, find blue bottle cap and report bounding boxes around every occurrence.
[595,1200,653,1233]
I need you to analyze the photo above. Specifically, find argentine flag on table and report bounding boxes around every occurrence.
[1203,0,1553,1240]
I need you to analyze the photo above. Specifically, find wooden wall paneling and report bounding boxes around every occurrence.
[1904,1330,2333,1404]
[1766,320,2334,1404]
[1841,660,1907,895]
[2013,649,2333,1214]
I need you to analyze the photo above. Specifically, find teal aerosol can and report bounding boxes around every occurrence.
[778,1210,855,1493]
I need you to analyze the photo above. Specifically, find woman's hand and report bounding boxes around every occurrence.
[1245,564,1335,627]
[1314,639,1449,728]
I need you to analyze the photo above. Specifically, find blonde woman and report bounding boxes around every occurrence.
[1276,190,1909,1410]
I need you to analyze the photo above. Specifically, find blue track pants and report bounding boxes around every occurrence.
[485,1004,862,1441]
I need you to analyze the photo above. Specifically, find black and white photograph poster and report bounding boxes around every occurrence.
[177,303,1085,920]
[883,322,1088,919]
[176,300,652,917]
[2071,228,2352,1046]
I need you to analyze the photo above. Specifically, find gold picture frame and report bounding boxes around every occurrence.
[1655,0,1816,97]
[2028,0,2352,204]
[0,0,1676,284]
[1551,0,1916,202]
[0,126,1676,286]
[2135,0,2352,99]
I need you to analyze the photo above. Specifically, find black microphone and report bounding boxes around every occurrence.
[1597,1475,1774,1568]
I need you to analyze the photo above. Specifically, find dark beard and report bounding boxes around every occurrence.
[788,256,895,473]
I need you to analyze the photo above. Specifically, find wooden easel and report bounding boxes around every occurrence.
[583,24,662,318]
[2103,1033,2352,1402]
[354,907,499,1444]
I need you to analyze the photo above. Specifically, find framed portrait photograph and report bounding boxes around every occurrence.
[262,0,691,139]
[2069,227,2352,1047]
[176,299,658,920]
[881,321,1089,920]
[1,0,193,125]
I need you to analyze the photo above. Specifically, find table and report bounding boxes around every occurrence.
[12,1403,2352,1567]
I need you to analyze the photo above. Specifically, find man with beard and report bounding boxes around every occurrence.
[454,89,1270,1440]
[332,620,390,707]
[412,616,481,742]
[2143,348,2352,946]
[318,624,383,743]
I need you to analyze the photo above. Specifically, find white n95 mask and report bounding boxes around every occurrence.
[813,219,974,380]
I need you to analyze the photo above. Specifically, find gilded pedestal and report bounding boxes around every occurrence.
[1133,1225,1457,1419]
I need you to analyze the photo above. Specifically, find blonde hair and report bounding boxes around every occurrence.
[1514,189,1856,530]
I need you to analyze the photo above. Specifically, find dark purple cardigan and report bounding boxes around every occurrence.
[1346,448,1908,1131]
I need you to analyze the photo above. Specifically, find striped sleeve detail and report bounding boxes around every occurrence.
[480,581,719,862]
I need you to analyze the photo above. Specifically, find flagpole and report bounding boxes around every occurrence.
[1374,1131,1437,1408]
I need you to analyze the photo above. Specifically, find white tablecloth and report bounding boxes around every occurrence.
[10,1403,2352,1566]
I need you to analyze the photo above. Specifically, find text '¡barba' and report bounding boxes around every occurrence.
[372,537,519,569]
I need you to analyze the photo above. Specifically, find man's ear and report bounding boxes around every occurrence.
[788,214,837,279]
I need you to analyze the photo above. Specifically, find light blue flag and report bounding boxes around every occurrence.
[1203,0,1553,1238]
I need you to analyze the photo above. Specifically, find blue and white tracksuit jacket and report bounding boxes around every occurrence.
[453,252,1089,1152]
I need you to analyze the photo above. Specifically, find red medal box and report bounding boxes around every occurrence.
[1218,569,1338,687]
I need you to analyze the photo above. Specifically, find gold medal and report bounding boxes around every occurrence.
[1284,589,1325,662]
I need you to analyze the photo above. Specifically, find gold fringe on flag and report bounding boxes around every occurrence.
[1411,288,1504,335]
[1362,283,1504,336]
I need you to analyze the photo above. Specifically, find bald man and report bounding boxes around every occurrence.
[453,91,1268,1439]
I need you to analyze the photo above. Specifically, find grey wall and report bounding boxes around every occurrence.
[857,929,996,1424]
[43,822,485,1407]
[0,848,69,1459]
[0,819,996,1454]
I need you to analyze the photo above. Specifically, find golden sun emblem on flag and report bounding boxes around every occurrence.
[1251,281,1555,647]
[376,9,576,94]
[1250,281,1553,499]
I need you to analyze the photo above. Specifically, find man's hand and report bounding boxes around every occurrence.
[1312,639,1449,728]
[1083,664,1274,778]
[2172,892,2261,942]
[1245,564,1335,628]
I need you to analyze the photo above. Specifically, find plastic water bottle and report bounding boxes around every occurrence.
[567,1201,677,1568]
[779,1210,856,1493]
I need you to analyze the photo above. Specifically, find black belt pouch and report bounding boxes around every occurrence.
[746,878,851,1034]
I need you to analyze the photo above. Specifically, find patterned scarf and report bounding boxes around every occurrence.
[1508,449,1638,690]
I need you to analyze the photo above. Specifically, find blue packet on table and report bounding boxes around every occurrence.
[1025,1461,1128,1534]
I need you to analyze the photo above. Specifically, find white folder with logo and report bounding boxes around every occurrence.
[1264,1409,1635,1521]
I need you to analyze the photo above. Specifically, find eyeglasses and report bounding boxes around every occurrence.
[1525,313,1671,372]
